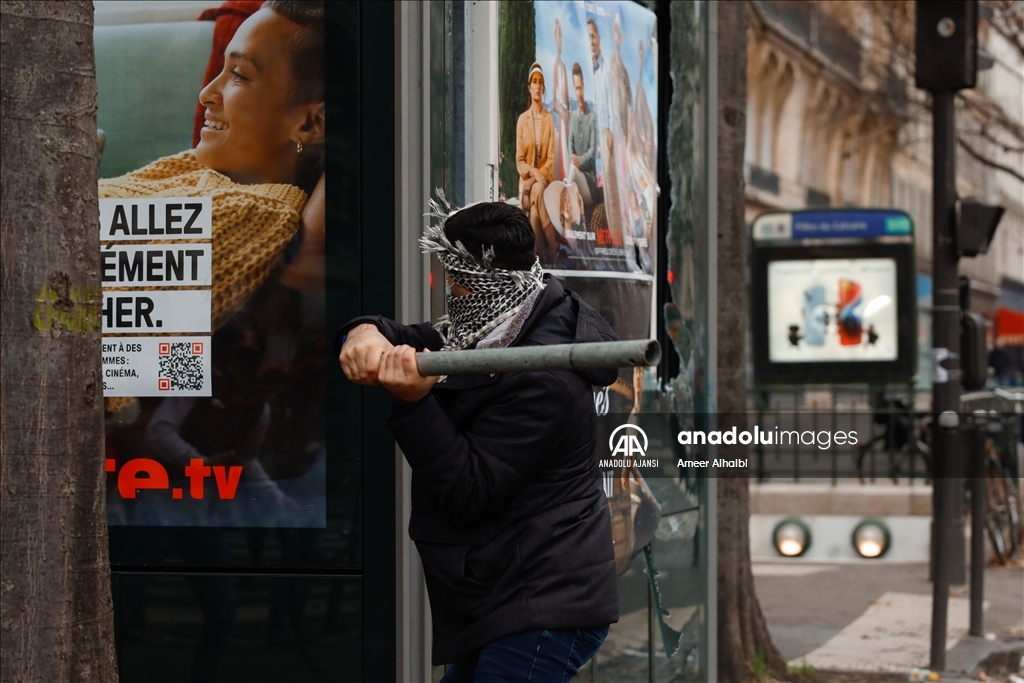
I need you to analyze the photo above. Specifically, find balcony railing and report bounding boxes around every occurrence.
[806,187,831,207]
[758,1,862,79]
[882,66,909,115]
[750,165,781,195]
[759,0,811,42]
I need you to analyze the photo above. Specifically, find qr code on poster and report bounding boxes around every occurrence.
[157,341,204,391]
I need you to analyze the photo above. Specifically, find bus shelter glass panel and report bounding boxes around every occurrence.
[98,0,363,571]
[443,1,713,680]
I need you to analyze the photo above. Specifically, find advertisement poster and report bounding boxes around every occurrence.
[768,258,899,363]
[98,3,326,528]
[499,0,657,344]
[100,197,214,396]
[500,0,656,275]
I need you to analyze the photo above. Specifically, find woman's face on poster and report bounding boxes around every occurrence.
[529,73,544,103]
[196,8,319,185]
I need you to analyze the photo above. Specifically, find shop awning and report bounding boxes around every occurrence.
[994,306,1024,347]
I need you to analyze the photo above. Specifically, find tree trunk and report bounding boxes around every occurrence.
[0,2,118,681]
[716,3,786,682]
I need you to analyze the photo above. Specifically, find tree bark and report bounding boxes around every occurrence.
[0,2,117,681]
[716,3,786,682]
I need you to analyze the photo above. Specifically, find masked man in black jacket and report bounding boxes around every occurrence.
[336,201,619,681]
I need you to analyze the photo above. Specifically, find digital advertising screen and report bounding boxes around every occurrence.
[767,258,899,363]
[750,210,917,384]
[96,5,327,529]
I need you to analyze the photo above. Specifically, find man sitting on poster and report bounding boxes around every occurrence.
[567,62,598,210]
[335,201,619,680]
[588,17,625,250]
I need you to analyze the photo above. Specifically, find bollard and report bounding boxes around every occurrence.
[931,409,960,672]
[969,410,987,637]
[415,339,661,376]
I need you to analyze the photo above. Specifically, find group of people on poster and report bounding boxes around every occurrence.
[510,0,657,274]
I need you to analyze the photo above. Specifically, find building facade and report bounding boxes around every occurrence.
[744,0,1024,384]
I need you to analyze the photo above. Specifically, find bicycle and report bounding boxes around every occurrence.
[979,414,1022,564]
[855,395,932,484]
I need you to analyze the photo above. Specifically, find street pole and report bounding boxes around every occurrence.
[929,89,961,673]
[916,1,984,670]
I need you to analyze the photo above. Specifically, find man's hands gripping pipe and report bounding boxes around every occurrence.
[339,323,661,403]
[337,323,439,403]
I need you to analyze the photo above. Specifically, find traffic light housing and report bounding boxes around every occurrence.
[957,198,1004,256]
[961,312,988,391]
[916,1,978,91]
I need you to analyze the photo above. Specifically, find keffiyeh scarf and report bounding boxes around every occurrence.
[422,193,545,351]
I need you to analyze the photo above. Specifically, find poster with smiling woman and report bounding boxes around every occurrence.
[96,1,326,528]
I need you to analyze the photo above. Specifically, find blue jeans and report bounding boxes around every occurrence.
[439,627,609,683]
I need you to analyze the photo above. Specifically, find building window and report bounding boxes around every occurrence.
[746,90,757,164]
[842,151,855,205]
[759,94,775,168]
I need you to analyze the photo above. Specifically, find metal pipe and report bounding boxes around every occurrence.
[415,339,661,376]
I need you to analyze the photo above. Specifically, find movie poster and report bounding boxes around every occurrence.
[499,0,657,343]
[97,3,326,528]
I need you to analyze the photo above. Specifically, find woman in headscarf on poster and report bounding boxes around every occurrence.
[515,62,556,261]
[102,1,326,525]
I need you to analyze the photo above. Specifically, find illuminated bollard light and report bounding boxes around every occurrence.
[853,519,891,559]
[772,518,811,557]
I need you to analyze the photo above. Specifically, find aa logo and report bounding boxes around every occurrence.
[608,424,648,458]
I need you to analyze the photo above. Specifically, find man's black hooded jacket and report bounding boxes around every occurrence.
[335,275,620,664]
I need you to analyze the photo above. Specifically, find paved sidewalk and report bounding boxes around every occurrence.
[753,561,1024,679]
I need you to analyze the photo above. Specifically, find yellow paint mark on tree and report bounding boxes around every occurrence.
[32,276,101,338]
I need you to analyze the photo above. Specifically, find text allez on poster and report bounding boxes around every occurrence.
[99,197,212,396]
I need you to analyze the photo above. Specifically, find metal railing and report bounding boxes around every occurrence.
[961,388,1024,477]
[748,384,1022,485]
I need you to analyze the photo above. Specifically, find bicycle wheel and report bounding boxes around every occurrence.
[999,470,1022,551]
[985,439,1021,563]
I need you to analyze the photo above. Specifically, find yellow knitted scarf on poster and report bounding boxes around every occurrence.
[99,150,308,330]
